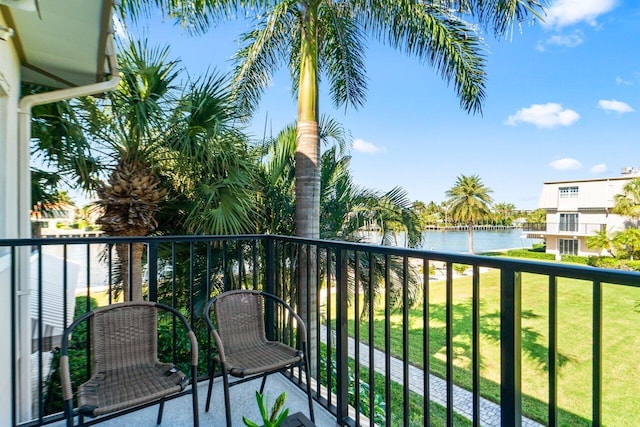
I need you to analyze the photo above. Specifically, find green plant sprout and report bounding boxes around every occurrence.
[243,391,289,427]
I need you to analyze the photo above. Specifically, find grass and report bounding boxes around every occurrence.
[334,269,640,426]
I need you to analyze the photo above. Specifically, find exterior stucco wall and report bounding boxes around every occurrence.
[0,13,21,426]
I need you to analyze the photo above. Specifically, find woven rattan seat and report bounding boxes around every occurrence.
[204,290,315,426]
[60,301,199,426]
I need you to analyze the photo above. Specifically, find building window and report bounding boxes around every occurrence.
[559,213,579,232]
[559,238,579,255]
[559,186,579,198]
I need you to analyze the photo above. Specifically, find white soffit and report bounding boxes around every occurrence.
[1,0,112,88]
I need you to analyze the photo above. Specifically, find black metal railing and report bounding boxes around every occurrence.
[2,234,640,427]
[522,223,547,232]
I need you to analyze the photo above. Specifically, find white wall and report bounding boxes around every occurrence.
[0,14,21,426]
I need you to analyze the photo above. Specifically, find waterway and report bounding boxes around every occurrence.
[361,228,542,254]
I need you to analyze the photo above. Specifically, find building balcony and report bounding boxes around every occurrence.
[1,234,639,426]
[522,223,606,237]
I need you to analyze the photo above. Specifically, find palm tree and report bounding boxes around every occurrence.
[613,229,640,261]
[69,40,256,301]
[256,119,422,317]
[493,202,517,226]
[586,228,616,257]
[613,177,640,226]
[445,174,493,253]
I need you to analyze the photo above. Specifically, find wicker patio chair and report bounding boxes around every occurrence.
[60,301,199,427]
[204,290,315,426]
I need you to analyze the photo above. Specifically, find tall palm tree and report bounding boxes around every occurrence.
[120,0,545,241]
[445,174,493,253]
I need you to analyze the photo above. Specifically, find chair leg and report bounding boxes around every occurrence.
[205,359,217,413]
[157,398,165,425]
[192,364,200,427]
[222,369,232,427]
[304,359,315,422]
[259,374,268,394]
[64,399,74,427]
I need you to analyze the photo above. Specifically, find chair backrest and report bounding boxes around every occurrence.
[212,291,268,353]
[91,302,159,372]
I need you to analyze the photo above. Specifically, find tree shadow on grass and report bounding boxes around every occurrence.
[352,298,586,425]
[422,300,574,373]
[481,308,575,371]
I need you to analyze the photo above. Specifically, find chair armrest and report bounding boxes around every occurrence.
[260,292,308,344]
[60,309,94,402]
[211,329,227,363]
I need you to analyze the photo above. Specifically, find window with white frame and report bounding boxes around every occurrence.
[559,213,579,232]
[559,186,579,198]
[559,238,579,255]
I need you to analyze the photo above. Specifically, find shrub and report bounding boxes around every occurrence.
[560,254,589,265]
[504,249,555,261]
[453,264,468,275]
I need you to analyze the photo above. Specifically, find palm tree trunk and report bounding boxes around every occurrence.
[295,5,320,377]
[116,242,145,302]
[468,221,475,254]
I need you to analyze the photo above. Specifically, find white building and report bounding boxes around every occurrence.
[0,1,117,424]
[527,170,638,258]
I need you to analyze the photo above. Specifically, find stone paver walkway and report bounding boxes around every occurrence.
[320,325,542,427]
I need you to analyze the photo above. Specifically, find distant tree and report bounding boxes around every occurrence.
[412,201,442,228]
[446,174,493,253]
[493,202,517,226]
[526,208,547,224]
[613,178,640,225]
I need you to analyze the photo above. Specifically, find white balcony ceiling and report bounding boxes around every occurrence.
[1,0,113,88]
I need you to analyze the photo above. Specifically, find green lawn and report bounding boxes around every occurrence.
[336,269,640,426]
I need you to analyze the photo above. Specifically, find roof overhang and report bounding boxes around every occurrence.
[1,0,114,88]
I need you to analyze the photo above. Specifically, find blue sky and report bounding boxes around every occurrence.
[123,0,639,210]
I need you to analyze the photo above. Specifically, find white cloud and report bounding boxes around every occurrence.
[544,0,618,29]
[546,31,584,48]
[505,103,580,128]
[550,158,583,171]
[598,99,634,113]
[590,163,608,173]
[353,138,385,155]
[615,76,631,85]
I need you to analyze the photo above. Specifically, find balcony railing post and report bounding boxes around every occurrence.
[148,241,158,302]
[500,268,522,427]
[265,236,275,341]
[335,247,349,425]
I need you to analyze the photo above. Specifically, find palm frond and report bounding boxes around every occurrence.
[232,2,297,117]
[318,2,368,110]
[356,0,487,114]
[117,0,277,35]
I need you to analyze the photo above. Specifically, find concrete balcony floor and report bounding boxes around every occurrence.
[51,374,338,427]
